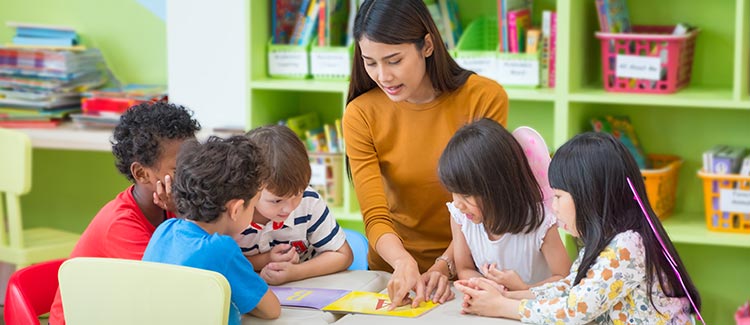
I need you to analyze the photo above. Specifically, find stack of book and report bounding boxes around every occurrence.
[0,22,108,128]
[272,0,359,47]
[71,84,167,129]
[0,47,108,128]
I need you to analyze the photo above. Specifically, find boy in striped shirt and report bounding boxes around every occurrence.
[235,125,353,285]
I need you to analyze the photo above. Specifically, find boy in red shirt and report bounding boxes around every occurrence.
[48,101,201,324]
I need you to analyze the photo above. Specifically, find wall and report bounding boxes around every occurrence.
[0,0,167,232]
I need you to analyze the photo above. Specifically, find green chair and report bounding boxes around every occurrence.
[0,128,79,269]
[58,257,231,325]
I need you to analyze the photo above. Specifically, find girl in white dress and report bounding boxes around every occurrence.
[438,118,571,290]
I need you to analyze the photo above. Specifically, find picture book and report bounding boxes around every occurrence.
[322,291,439,317]
[273,0,305,44]
[497,0,533,52]
[591,115,648,169]
[270,286,350,309]
[525,28,541,54]
[595,0,632,33]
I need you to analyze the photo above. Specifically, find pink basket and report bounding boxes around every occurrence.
[595,26,699,94]
[737,302,750,325]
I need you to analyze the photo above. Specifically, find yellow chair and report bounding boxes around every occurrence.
[0,128,79,269]
[58,257,231,325]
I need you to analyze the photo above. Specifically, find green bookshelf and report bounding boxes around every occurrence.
[248,1,750,323]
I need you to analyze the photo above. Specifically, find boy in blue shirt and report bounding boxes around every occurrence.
[143,136,280,324]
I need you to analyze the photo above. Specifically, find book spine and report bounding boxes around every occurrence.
[318,0,327,46]
[507,10,519,53]
[548,11,557,88]
[12,36,76,46]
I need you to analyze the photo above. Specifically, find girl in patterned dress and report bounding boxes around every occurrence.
[455,132,701,324]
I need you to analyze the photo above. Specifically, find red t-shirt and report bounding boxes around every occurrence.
[48,185,175,325]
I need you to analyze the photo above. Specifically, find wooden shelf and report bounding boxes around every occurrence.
[662,213,750,248]
[568,86,749,109]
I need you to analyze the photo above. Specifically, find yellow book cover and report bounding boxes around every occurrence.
[322,291,438,317]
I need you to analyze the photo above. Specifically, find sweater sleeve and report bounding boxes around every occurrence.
[518,232,647,324]
[342,103,398,246]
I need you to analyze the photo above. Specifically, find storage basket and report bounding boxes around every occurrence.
[310,38,352,80]
[308,152,343,206]
[454,16,539,87]
[698,171,750,233]
[595,26,699,94]
[641,154,682,220]
[736,302,750,325]
[267,39,310,79]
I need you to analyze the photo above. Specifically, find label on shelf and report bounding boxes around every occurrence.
[269,51,308,76]
[311,51,351,77]
[310,162,327,186]
[615,55,661,81]
[454,57,497,81]
[719,189,750,213]
[495,58,539,86]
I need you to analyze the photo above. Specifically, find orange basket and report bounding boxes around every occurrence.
[641,154,683,220]
[698,171,750,233]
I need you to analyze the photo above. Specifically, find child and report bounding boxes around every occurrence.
[234,125,353,285]
[49,101,200,325]
[142,136,281,323]
[454,132,701,324]
[438,118,571,290]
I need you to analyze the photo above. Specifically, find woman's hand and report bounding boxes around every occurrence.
[481,263,529,291]
[420,263,455,304]
[387,257,423,310]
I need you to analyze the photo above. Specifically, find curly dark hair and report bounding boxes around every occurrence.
[173,136,268,223]
[111,101,201,182]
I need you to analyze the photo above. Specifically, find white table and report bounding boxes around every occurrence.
[333,287,522,325]
[242,270,391,324]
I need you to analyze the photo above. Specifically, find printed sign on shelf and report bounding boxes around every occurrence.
[615,55,662,81]
[719,189,750,214]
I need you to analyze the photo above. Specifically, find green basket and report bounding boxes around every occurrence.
[267,38,311,79]
[453,16,540,87]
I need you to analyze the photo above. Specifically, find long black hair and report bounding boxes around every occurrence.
[549,132,700,313]
[346,0,472,104]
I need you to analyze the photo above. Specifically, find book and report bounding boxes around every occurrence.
[546,11,557,88]
[598,0,632,33]
[322,291,439,317]
[591,115,648,169]
[437,0,462,50]
[273,0,305,44]
[540,10,552,87]
[12,36,78,47]
[507,8,530,53]
[270,286,350,309]
[298,0,321,45]
[286,112,321,138]
[525,28,541,54]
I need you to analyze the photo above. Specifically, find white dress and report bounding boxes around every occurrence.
[447,202,556,284]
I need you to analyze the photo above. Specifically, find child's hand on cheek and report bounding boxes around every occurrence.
[481,263,527,291]
[260,262,295,285]
[152,175,176,212]
[269,244,300,264]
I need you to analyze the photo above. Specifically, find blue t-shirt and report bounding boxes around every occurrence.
[143,218,268,325]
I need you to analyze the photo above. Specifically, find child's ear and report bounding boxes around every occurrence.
[130,162,151,184]
[226,199,246,221]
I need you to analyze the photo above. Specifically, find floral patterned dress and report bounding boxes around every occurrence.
[518,231,694,324]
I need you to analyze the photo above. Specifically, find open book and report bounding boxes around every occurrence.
[270,286,439,318]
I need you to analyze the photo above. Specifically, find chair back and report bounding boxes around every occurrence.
[4,259,66,325]
[343,228,368,270]
[0,128,32,252]
[58,257,231,325]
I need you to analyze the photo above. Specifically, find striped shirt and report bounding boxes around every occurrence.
[235,187,346,262]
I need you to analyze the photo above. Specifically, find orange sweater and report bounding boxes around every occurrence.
[343,74,508,272]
